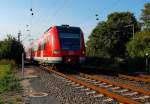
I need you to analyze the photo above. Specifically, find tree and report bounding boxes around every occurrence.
[86,22,106,57]
[141,3,150,29]
[126,29,150,57]
[0,35,24,63]
[86,12,140,58]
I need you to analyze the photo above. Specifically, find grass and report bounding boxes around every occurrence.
[0,60,21,93]
[0,98,14,104]
[0,59,22,104]
[0,64,11,79]
[0,59,16,68]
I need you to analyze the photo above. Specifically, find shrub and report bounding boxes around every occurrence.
[0,98,4,104]
[0,64,21,93]
[0,74,21,92]
[0,59,16,68]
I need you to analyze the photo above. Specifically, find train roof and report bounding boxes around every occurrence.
[27,25,82,50]
[44,25,81,33]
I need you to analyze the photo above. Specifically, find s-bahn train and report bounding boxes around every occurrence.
[26,25,86,65]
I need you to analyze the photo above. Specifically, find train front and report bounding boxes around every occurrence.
[55,25,86,64]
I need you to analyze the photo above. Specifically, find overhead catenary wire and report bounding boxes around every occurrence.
[79,0,121,27]
[48,0,71,23]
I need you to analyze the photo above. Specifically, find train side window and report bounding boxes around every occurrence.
[43,39,46,50]
[41,42,43,50]
[38,44,41,51]
[48,34,50,41]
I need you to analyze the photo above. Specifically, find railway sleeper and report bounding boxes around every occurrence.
[122,92,139,96]
[44,67,141,104]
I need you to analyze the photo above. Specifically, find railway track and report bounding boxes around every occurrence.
[139,74,150,79]
[75,73,150,103]
[118,74,150,83]
[42,66,150,104]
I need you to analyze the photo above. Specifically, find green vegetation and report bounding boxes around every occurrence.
[0,35,24,63]
[0,61,22,104]
[0,26,24,104]
[0,59,16,66]
[127,29,150,57]
[86,2,150,72]
[0,98,14,104]
[0,65,11,79]
[0,64,21,93]
[86,12,140,58]
[141,3,150,29]
[15,96,22,102]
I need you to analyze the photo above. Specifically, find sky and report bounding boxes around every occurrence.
[0,0,149,47]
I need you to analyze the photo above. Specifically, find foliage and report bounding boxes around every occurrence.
[0,65,21,93]
[82,57,146,72]
[0,59,16,68]
[126,29,150,57]
[141,3,150,29]
[0,74,21,92]
[119,57,146,72]
[0,98,14,104]
[86,12,140,58]
[0,98,4,104]
[0,35,24,63]
[0,65,11,79]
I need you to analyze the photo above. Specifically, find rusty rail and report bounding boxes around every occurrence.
[80,73,150,95]
[42,66,140,104]
[119,74,150,83]
[139,74,150,79]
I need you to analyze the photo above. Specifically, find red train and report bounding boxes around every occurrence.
[26,25,86,65]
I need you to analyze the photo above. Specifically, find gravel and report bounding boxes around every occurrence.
[25,65,150,104]
[94,74,150,91]
[35,66,118,104]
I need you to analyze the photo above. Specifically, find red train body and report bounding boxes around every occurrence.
[26,25,86,64]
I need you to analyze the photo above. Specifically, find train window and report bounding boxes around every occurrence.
[44,39,46,50]
[41,39,46,50]
[59,32,81,50]
[59,33,80,39]
[33,44,38,51]
[38,44,41,51]
[48,35,50,41]
[58,28,81,50]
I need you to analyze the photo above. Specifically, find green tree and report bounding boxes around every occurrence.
[0,35,24,63]
[126,29,150,57]
[141,3,150,29]
[86,12,140,58]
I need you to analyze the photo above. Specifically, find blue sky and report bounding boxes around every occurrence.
[0,0,149,47]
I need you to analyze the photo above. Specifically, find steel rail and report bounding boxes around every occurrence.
[80,73,150,95]
[42,66,140,104]
[139,74,150,79]
[119,74,150,83]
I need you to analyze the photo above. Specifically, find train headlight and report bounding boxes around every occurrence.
[82,50,85,55]
[53,50,60,54]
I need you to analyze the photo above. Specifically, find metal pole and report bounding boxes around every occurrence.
[18,30,21,42]
[146,57,148,73]
[22,53,24,79]
[132,24,134,39]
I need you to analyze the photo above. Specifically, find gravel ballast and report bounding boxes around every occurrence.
[36,67,105,104]
[24,65,150,104]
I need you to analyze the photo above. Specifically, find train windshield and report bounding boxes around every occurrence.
[58,27,81,50]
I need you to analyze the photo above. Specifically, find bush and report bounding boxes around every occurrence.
[0,35,24,63]
[126,30,150,58]
[0,64,21,93]
[0,74,21,92]
[0,59,16,68]
[118,57,146,72]
[0,98,4,104]
[0,65,11,79]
